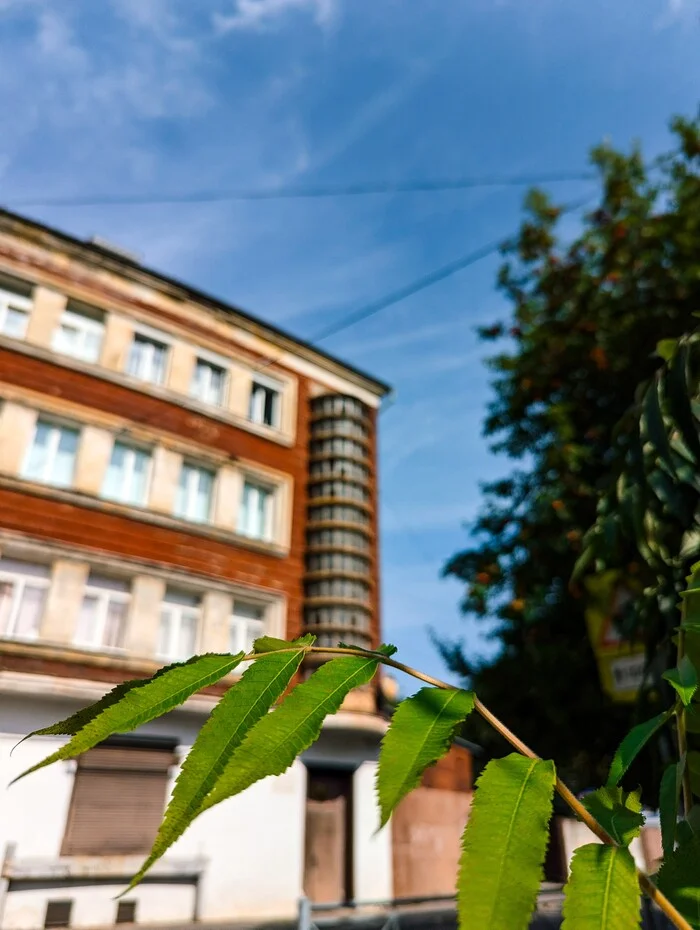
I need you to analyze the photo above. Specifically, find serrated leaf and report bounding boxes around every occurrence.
[660,760,684,858]
[663,655,698,706]
[457,754,556,930]
[562,844,640,930]
[12,653,244,783]
[337,642,398,657]
[253,633,315,653]
[656,338,678,362]
[376,687,474,828]
[657,833,700,929]
[127,645,308,889]
[582,787,644,847]
[198,654,380,816]
[13,654,232,750]
[607,711,671,786]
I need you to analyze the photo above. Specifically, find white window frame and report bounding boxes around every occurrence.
[190,357,228,407]
[157,600,200,662]
[74,582,130,651]
[237,477,276,542]
[248,375,282,429]
[0,564,49,641]
[174,461,215,523]
[102,441,152,506]
[22,419,79,487]
[126,329,170,385]
[52,307,105,363]
[229,600,267,656]
[0,287,32,339]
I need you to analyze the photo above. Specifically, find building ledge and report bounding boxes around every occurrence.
[0,669,220,715]
[4,854,205,882]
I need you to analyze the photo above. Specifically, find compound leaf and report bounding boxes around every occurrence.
[562,844,640,930]
[128,644,310,889]
[376,687,475,828]
[457,754,556,930]
[198,654,380,815]
[12,653,244,783]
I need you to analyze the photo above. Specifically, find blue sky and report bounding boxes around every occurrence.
[1,0,699,693]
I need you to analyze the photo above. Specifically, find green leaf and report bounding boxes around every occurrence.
[656,338,679,362]
[253,633,315,653]
[676,805,700,847]
[337,642,398,657]
[562,844,640,930]
[376,688,475,828]
[582,787,644,847]
[457,754,556,930]
[198,654,380,816]
[128,645,308,889]
[663,656,698,706]
[657,834,700,929]
[641,376,676,477]
[607,711,671,786]
[12,653,244,783]
[660,760,685,858]
[667,343,700,464]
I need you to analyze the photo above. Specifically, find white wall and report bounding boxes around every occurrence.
[353,761,392,904]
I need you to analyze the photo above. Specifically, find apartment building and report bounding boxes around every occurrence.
[0,209,393,929]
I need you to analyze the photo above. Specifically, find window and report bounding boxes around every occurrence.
[158,591,200,661]
[0,282,32,339]
[174,462,214,523]
[74,575,129,651]
[229,600,266,655]
[44,901,73,929]
[0,558,49,641]
[238,479,274,541]
[102,442,151,506]
[52,306,104,363]
[126,333,168,385]
[191,358,226,407]
[248,378,281,428]
[61,741,175,856]
[116,902,137,925]
[22,420,79,487]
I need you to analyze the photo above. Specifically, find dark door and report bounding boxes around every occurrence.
[303,768,353,906]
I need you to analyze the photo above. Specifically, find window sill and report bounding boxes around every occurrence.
[0,474,290,558]
[0,335,295,448]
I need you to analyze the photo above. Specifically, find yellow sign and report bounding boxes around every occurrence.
[584,570,646,703]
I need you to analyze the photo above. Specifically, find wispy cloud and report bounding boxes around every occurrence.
[214,0,334,32]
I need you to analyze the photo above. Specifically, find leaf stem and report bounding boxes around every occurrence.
[274,645,694,930]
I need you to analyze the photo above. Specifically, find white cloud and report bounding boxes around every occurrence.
[214,0,334,32]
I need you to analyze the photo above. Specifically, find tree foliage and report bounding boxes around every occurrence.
[441,112,700,792]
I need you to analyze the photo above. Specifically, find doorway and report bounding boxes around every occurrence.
[303,767,354,907]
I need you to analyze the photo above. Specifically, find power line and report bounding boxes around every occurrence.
[4,171,597,208]
[252,191,597,374]
[308,192,597,345]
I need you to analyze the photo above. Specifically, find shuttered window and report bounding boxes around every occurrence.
[61,744,175,856]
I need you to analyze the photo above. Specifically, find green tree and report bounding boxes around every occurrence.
[441,112,700,794]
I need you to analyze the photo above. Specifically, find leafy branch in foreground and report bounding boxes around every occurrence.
[14,605,700,930]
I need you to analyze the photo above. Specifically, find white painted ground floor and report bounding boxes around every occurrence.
[0,673,392,930]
